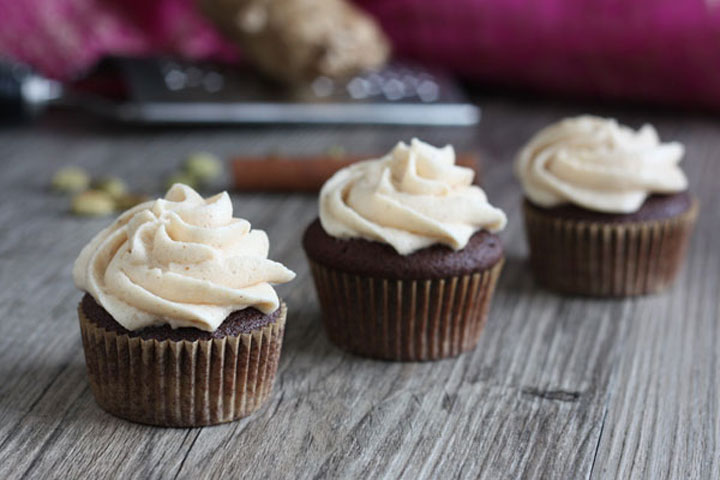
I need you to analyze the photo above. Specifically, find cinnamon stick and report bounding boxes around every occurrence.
[231,153,481,192]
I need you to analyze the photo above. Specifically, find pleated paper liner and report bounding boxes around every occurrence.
[523,198,699,296]
[308,259,504,361]
[78,302,286,427]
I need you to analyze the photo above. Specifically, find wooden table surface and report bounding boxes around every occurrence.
[0,98,718,479]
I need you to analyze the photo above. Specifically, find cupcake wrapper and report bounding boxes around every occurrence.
[78,303,286,427]
[523,199,699,296]
[308,260,504,361]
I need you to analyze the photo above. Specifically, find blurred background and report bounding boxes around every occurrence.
[3,0,720,124]
[2,0,720,204]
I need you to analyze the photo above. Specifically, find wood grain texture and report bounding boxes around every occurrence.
[0,100,717,479]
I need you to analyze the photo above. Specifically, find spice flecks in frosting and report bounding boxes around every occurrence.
[515,115,688,213]
[73,184,295,332]
[319,139,507,255]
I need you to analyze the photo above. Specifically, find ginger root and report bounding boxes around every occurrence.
[198,0,390,83]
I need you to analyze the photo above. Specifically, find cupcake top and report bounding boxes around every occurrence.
[73,184,295,332]
[319,138,507,255]
[515,115,688,213]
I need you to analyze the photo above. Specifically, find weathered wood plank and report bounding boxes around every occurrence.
[589,120,720,480]
[0,102,717,479]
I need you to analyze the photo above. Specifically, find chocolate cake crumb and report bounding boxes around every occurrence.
[525,191,692,223]
[302,219,504,279]
[81,294,279,341]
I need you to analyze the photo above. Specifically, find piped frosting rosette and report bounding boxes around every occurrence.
[515,115,688,213]
[73,184,295,332]
[319,138,507,255]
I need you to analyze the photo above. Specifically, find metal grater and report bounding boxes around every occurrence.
[1,57,480,126]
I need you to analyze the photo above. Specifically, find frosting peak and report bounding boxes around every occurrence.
[319,139,507,255]
[515,115,688,213]
[73,184,295,332]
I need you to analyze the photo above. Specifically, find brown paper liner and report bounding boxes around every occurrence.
[78,302,286,427]
[523,199,699,296]
[308,260,504,361]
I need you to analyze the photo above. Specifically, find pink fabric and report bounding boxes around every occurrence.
[2,0,720,108]
[356,0,720,108]
[0,0,237,80]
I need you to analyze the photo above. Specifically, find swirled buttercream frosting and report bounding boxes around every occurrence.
[515,115,688,213]
[73,184,295,332]
[319,138,507,255]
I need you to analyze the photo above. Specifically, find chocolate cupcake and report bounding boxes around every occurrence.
[516,115,698,296]
[73,184,295,426]
[303,139,507,361]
